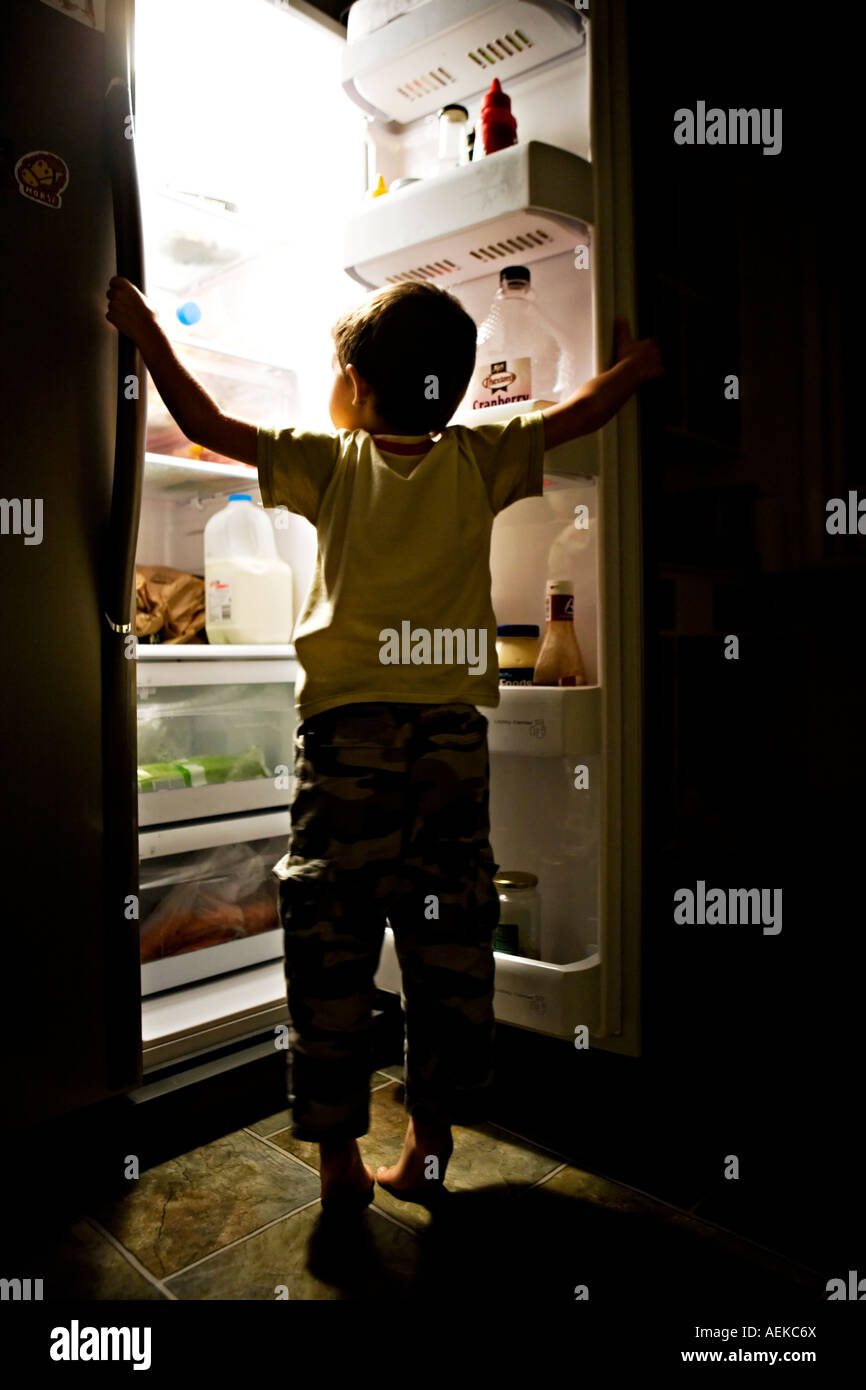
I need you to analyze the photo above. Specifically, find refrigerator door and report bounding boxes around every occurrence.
[359,4,643,1053]
[0,0,143,1124]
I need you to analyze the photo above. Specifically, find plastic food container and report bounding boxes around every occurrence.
[496,624,540,684]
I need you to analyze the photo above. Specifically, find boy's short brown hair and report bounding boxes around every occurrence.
[332,281,477,433]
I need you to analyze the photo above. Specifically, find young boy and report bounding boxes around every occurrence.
[106,275,661,1214]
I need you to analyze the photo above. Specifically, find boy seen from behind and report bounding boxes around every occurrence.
[106,275,661,1214]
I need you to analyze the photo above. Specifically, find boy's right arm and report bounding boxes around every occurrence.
[105,277,258,465]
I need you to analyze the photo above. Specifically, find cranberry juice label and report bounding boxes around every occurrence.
[471,356,531,409]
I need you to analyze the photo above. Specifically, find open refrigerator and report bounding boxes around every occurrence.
[134,0,643,1077]
[2,0,642,1125]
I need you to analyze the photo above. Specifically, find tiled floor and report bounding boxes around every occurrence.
[21,1072,826,1302]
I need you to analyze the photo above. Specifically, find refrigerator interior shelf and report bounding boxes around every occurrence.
[137,651,297,686]
[137,643,296,660]
[344,140,593,288]
[488,684,600,756]
[139,809,290,860]
[141,929,284,999]
[141,959,288,1071]
[144,451,259,501]
[138,778,291,828]
[342,0,586,125]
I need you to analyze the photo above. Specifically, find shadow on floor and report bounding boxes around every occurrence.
[0,1075,826,1303]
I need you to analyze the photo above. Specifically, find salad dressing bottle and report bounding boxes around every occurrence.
[533,579,586,686]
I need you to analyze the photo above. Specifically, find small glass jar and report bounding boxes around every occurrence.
[493,870,541,959]
[437,104,469,169]
[496,624,540,685]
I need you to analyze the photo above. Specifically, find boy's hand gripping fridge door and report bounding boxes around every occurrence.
[0,0,144,1124]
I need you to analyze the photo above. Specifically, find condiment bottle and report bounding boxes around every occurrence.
[478,78,517,155]
[533,579,586,687]
[496,624,540,684]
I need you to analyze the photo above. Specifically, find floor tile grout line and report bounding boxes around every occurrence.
[243,1126,322,1176]
[528,1162,569,1191]
[163,1200,327,1283]
[364,1201,419,1237]
[84,1217,178,1301]
[482,1118,587,1169]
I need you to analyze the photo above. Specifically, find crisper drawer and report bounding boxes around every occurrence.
[136,650,298,826]
[138,811,290,996]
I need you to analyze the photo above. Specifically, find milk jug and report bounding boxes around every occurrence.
[204,494,293,644]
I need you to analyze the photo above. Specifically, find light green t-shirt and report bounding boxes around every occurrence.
[256,412,545,720]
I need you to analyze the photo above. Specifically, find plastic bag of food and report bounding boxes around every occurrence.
[172,747,271,786]
[135,565,206,644]
[140,840,280,962]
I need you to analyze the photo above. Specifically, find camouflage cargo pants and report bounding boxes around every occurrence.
[272,701,501,1141]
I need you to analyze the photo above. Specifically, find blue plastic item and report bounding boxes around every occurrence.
[176,301,202,325]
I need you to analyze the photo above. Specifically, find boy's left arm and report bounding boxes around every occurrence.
[106,276,258,465]
[541,319,663,452]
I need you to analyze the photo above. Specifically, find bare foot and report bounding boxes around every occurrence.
[376,1115,453,1194]
[319,1138,374,1203]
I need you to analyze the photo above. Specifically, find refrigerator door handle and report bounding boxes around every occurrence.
[103,12,146,634]
[99,0,146,1094]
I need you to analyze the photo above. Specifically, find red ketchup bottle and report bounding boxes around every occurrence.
[478,77,517,155]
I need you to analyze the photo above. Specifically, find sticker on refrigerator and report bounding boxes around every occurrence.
[38,0,106,31]
[14,151,69,209]
[207,579,232,623]
[472,357,531,409]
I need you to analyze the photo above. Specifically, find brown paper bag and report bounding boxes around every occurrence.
[135,565,206,644]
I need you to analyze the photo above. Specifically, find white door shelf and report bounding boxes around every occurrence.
[342,0,586,125]
[488,684,600,756]
[375,925,599,1036]
[344,140,593,288]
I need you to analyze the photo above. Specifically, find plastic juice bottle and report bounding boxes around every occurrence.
[203,494,293,644]
[533,579,586,686]
[466,265,565,411]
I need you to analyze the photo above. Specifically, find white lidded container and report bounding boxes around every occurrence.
[203,494,293,644]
